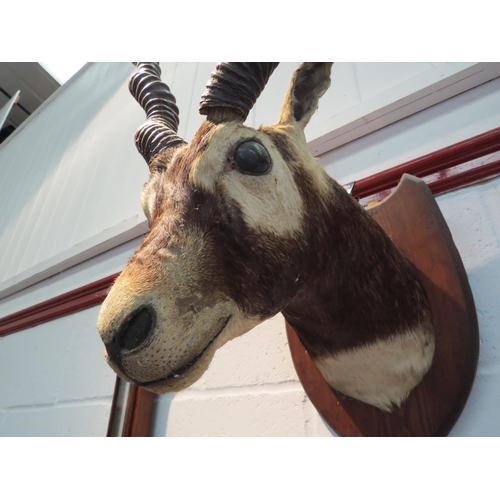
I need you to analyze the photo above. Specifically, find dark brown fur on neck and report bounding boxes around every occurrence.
[265,128,432,357]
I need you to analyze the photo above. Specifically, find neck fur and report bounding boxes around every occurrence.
[281,180,435,410]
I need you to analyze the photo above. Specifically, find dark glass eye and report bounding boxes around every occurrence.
[233,140,272,175]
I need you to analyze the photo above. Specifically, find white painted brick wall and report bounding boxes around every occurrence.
[0,402,112,437]
[0,306,116,436]
[436,179,500,436]
[152,315,334,436]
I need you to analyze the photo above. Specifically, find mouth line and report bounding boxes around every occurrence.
[142,315,232,387]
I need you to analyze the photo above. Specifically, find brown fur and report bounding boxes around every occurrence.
[262,128,432,356]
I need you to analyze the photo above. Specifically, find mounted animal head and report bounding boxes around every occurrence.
[97,62,434,411]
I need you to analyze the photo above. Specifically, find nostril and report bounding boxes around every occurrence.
[116,307,155,351]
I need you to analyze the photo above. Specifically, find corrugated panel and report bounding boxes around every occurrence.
[353,62,434,101]
[0,63,146,287]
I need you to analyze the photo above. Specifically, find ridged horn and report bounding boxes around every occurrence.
[129,62,186,167]
[199,63,279,122]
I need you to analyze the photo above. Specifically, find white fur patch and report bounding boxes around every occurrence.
[313,327,435,412]
[189,123,304,237]
[221,153,304,237]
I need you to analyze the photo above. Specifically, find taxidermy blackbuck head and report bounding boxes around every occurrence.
[97,62,435,411]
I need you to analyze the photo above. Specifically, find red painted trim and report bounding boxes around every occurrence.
[0,272,120,337]
[352,127,500,200]
[429,158,500,196]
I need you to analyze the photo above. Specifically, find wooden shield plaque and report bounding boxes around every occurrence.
[286,174,479,437]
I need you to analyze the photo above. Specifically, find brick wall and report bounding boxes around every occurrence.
[0,306,115,436]
[152,314,334,436]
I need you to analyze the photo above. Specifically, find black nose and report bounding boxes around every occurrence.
[115,307,155,351]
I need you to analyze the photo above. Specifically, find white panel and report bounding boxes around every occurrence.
[183,62,217,141]
[309,62,361,127]
[308,63,500,155]
[321,76,500,184]
[0,235,142,318]
[353,62,433,100]
[253,62,299,127]
[164,62,200,140]
[0,63,147,293]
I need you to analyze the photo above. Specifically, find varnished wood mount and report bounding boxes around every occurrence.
[287,174,479,436]
[121,384,155,437]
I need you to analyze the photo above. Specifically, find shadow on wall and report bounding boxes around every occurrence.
[439,177,500,436]
[466,256,500,372]
[449,251,500,437]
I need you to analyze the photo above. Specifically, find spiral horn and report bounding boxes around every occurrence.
[199,63,279,123]
[129,62,186,168]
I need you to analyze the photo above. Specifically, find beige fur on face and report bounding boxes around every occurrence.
[97,118,318,393]
[190,123,305,237]
[136,311,262,393]
[98,231,262,390]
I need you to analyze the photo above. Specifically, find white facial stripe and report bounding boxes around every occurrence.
[190,123,304,237]
[222,150,304,236]
[314,327,435,412]
[277,124,331,196]
[189,122,239,192]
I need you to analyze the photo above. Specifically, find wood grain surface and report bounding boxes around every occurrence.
[287,174,479,436]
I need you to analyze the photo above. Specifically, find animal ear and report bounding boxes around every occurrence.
[279,62,333,129]
[140,173,162,226]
